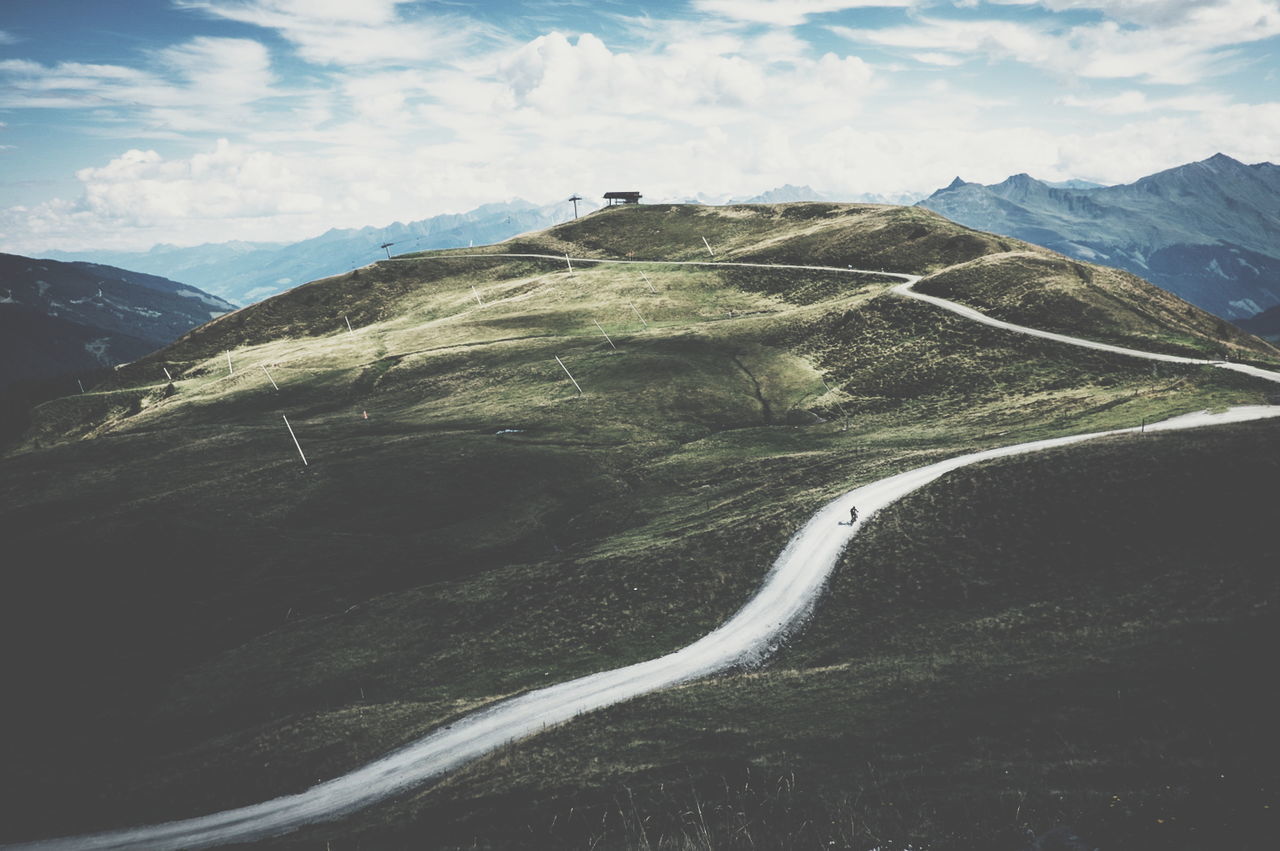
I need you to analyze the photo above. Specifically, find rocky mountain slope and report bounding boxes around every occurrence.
[0,252,234,393]
[917,153,1280,323]
[46,199,590,306]
[1237,303,1280,342]
[3,204,1278,850]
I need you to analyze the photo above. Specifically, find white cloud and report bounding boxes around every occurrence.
[692,0,914,27]
[834,0,1280,84]
[73,140,325,222]
[1,11,1277,257]
[0,38,292,133]
[987,1,1253,28]
[1058,89,1231,113]
[491,31,876,122]
[911,51,968,65]
[173,0,487,66]
[0,30,17,45]
[4,93,1279,255]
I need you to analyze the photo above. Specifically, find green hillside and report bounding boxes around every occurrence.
[1,203,1277,848]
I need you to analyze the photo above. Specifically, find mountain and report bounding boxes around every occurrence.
[1237,303,1280,341]
[0,252,235,393]
[1045,178,1107,189]
[733,184,829,203]
[4,204,1279,848]
[730,184,925,205]
[918,154,1280,322]
[46,198,590,306]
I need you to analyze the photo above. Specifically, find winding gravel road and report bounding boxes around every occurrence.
[12,255,1280,851]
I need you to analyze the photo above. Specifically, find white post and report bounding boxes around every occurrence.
[641,271,657,294]
[163,367,173,381]
[628,299,648,328]
[77,378,85,394]
[261,365,279,390]
[593,320,617,350]
[226,351,234,376]
[554,355,583,395]
[471,285,484,306]
[282,414,308,466]
[701,236,715,256]
[822,379,850,430]
[344,315,354,335]
[565,253,574,276]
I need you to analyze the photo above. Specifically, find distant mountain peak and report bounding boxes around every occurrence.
[945,176,969,190]
[734,184,828,204]
[998,172,1042,187]
[918,153,1280,323]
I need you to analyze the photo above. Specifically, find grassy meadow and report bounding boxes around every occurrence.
[1,203,1277,848]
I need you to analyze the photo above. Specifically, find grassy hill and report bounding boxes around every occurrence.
[2,203,1277,848]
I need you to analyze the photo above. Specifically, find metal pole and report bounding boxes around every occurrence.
[226,351,233,376]
[628,299,648,328]
[822,379,850,431]
[593,320,617,350]
[565,254,574,276]
[701,236,715,257]
[261,365,279,390]
[641,271,657,294]
[77,378,85,394]
[555,355,583,394]
[282,414,308,466]
[163,367,173,381]
[472,286,484,306]
[344,315,354,335]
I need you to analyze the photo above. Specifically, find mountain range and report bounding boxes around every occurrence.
[0,253,234,394]
[916,153,1280,328]
[46,198,591,306]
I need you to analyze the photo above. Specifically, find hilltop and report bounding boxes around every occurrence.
[918,154,1280,323]
[2,203,1278,850]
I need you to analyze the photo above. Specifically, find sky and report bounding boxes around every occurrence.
[1,0,1278,254]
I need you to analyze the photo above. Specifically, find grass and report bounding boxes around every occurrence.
[913,250,1280,366]
[279,420,1280,851]
[1,203,1277,847]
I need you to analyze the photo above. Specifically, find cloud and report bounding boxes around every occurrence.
[71,141,325,223]
[834,0,1280,84]
[173,0,488,66]
[491,31,875,122]
[1,10,1276,256]
[0,140,328,250]
[986,1,1251,28]
[0,38,292,133]
[0,30,18,45]
[5,94,1280,255]
[911,51,968,65]
[692,0,914,26]
[1058,89,1231,114]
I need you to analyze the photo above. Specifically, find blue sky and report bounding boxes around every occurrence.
[2,0,1278,252]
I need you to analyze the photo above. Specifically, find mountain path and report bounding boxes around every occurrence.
[12,253,1280,851]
